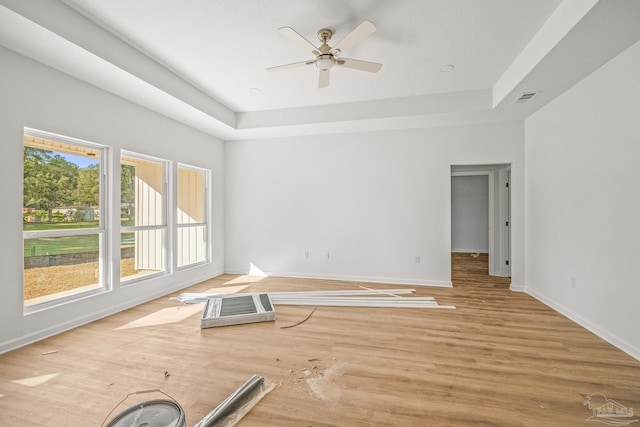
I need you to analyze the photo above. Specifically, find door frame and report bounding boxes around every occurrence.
[451,164,511,277]
[499,166,511,277]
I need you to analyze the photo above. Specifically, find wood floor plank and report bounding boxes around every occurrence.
[0,253,639,426]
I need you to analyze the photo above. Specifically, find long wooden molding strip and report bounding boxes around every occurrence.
[269,296,438,304]
[358,286,404,298]
[268,289,418,297]
[174,288,419,303]
[173,289,455,309]
[271,294,433,301]
[271,298,455,309]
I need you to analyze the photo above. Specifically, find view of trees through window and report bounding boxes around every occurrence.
[23,133,105,306]
[23,130,211,309]
[24,148,99,224]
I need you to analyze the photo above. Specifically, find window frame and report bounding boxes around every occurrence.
[120,150,170,284]
[23,128,109,313]
[176,163,211,269]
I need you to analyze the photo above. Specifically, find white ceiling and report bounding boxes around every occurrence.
[61,0,560,112]
[2,0,640,140]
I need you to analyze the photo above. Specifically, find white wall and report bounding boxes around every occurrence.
[225,122,524,288]
[451,175,489,253]
[525,40,640,359]
[0,47,225,353]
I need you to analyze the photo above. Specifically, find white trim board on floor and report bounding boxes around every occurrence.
[175,290,456,310]
[176,288,420,303]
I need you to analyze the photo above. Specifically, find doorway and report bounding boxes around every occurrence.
[451,164,511,279]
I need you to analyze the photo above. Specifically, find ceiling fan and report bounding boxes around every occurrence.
[267,20,382,88]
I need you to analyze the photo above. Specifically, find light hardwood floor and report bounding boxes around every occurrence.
[1,254,639,426]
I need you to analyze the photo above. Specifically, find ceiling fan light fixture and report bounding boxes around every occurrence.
[315,54,335,70]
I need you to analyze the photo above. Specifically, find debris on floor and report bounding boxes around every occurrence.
[194,374,275,427]
[102,376,273,427]
[175,287,455,311]
[286,358,345,404]
[173,287,455,330]
[280,306,318,329]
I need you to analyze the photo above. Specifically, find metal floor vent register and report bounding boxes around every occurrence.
[201,294,275,328]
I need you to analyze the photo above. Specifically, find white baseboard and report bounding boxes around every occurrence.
[224,269,453,288]
[0,269,225,355]
[527,288,640,362]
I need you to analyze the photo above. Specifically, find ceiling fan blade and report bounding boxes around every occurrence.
[267,60,314,72]
[318,69,330,88]
[331,20,377,55]
[277,27,319,55]
[336,58,382,73]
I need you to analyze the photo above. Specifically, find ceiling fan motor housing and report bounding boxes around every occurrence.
[316,53,335,70]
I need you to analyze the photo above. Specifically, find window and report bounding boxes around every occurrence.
[121,152,168,282]
[22,131,212,310]
[23,129,106,308]
[177,165,209,268]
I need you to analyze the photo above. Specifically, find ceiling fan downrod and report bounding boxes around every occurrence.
[315,29,335,70]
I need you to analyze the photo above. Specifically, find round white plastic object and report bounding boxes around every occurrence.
[106,400,185,427]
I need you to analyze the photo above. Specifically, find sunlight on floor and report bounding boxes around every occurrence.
[12,373,59,387]
[222,262,268,285]
[115,305,203,330]
[224,275,267,285]
[203,284,252,294]
[115,285,252,330]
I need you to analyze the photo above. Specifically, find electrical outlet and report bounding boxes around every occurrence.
[414,255,421,264]
[304,250,310,259]
[325,252,330,259]
[571,276,577,288]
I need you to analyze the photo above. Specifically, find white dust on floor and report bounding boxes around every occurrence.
[286,358,345,403]
[304,361,345,402]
